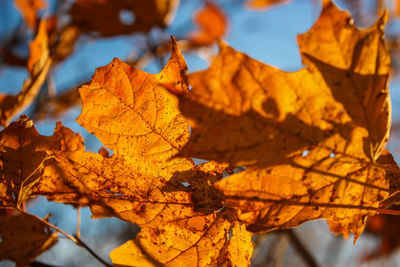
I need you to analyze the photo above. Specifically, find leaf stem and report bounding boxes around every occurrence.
[76,207,81,239]
[14,207,112,267]
[377,208,400,215]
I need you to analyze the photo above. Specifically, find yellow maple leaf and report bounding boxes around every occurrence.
[110,211,253,267]
[175,0,391,239]
[31,38,253,266]
[76,37,191,175]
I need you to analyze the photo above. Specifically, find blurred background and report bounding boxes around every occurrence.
[1,0,400,266]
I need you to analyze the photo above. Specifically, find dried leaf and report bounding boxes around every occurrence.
[0,19,51,126]
[32,39,192,218]
[36,151,194,223]
[51,25,80,63]
[377,150,400,206]
[14,0,46,29]
[176,0,391,239]
[76,37,190,174]
[0,213,58,266]
[31,38,254,266]
[36,39,197,221]
[188,2,228,47]
[110,210,253,267]
[70,0,180,37]
[0,115,83,207]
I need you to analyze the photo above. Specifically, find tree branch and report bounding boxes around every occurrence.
[286,229,320,267]
[15,207,112,267]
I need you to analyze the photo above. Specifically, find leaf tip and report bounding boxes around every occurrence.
[16,114,34,128]
[217,39,228,50]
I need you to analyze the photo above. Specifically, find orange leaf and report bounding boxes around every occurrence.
[110,211,253,267]
[246,0,291,10]
[14,0,46,29]
[35,151,226,226]
[31,38,254,266]
[76,37,190,174]
[188,2,228,47]
[0,115,83,207]
[175,0,391,240]
[70,0,179,37]
[37,39,198,223]
[0,19,51,126]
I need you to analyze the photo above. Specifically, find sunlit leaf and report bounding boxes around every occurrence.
[175,0,391,239]
[110,210,253,267]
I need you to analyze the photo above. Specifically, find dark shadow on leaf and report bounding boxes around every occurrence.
[303,53,389,160]
[163,168,225,213]
[179,96,334,167]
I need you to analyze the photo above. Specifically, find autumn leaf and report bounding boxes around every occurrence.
[76,37,190,174]
[36,151,194,223]
[0,19,51,126]
[188,2,228,47]
[37,38,196,222]
[174,0,391,239]
[110,210,253,267]
[246,0,291,10]
[70,0,179,37]
[0,212,58,266]
[0,115,83,208]
[396,0,400,16]
[376,150,400,206]
[30,38,254,266]
[36,149,253,266]
[14,0,46,29]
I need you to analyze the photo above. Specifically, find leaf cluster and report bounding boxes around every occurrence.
[1,0,400,266]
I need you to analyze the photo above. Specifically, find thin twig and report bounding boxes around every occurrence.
[377,208,400,215]
[76,207,81,239]
[286,229,319,267]
[14,207,112,267]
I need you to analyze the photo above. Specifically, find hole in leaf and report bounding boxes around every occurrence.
[119,10,135,25]
[106,190,124,197]
[330,152,336,158]
[302,150,309,157]
[222,171,230,178]
[228,228,233,240]
[233,166,246,174]
[181,182,191,187]
[193,158,208,166]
